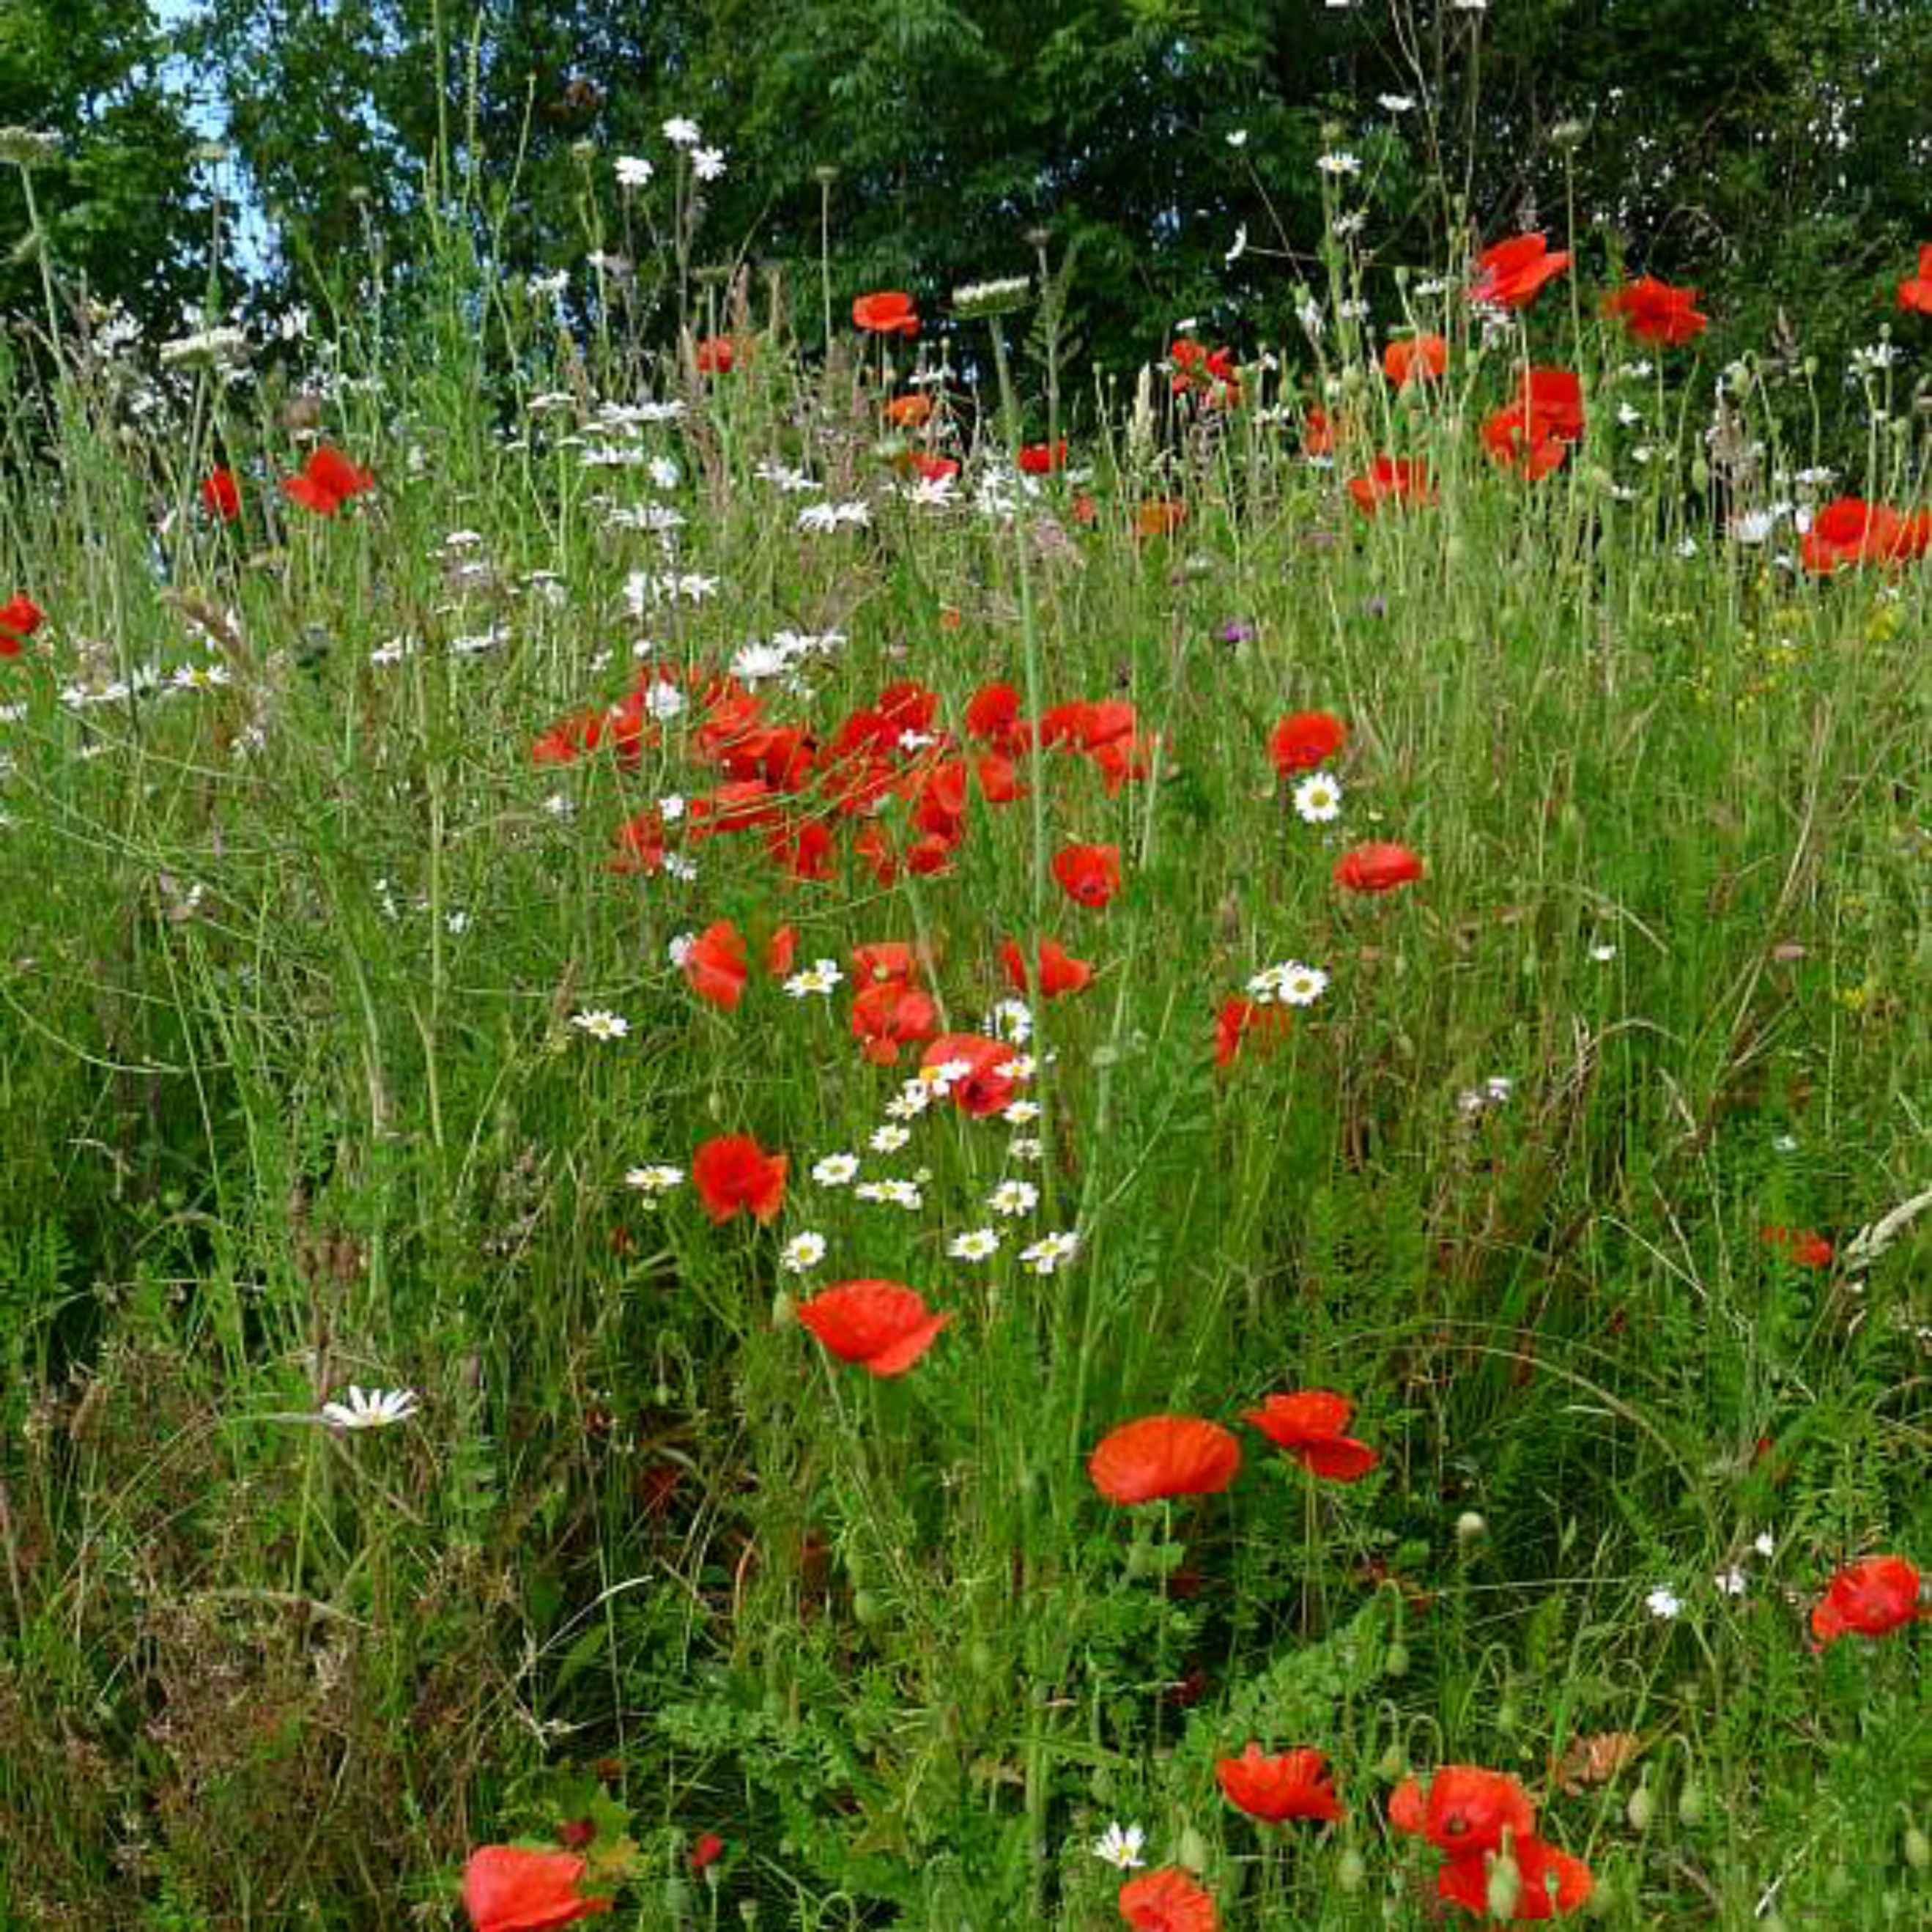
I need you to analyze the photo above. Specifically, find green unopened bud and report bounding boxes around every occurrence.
[771,1290,796,1330]
[1177,1826,1210,1874]
[1377,1742,1408,1781]
[1456,1511,1488,1545]
[1690,458,1711,492]
[851,1587,883,1626]
[1383,1641,1410,1679]
[1487,1847,1523,1920]
[1625,1783,1656,1832]
[1903,1824,1930,1870]
[1336,1847,1368,1893]
[662,1876,694,1914]
[1677,1780,1706,1827]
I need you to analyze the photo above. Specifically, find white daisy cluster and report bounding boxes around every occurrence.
[1246,961,1329,1007]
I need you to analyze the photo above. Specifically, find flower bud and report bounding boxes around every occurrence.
[1625,1783,1655,1832]
[1676,1780,1705,1827]
[1455,1510,1488,1544]
[1383,1641,1409,1679]
[1486,1848,1523,1921]
[1904,1824,1930,1871]
[1336,1847,1368,1893]
[1177,1826,1210,1874]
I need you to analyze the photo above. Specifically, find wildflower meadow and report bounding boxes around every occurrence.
[0,25,1928,1932]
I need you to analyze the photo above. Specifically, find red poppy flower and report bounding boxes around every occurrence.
[1215,1743,1344,1824]
[797,1278,950,1377]
[852,941,928,986]
[1303,404,1337,456]
[1002,938,1093,999]
[1900,245,1932,315]
[885,392,933,427]
[683,920,750,1010]
[201,467,242,519]
[1810,1554,1921,1644]
[1334,842,1424,894]
[851,980,938,1063]
[965,681,1026,749]
[1761,1224,1833,1270]
[1089,1415,1243,1505]
[1483,369,1585,478]
[0,593,45,656]
[1437,1834,1594,1920]
[1389,1767,1536,1857]
[1018,439,1068,475]
[1470,233,1572,310]
[1243,1391,1379,1481]
[1799,497,1925,573]
[1383,333,1448,385]
[689,1833,725,1873]
[1053,843,1121,908]
[920,1032,1020,1115]
[280,443,375,515]
[695,336,736,374]
[1214,996,1291,1070]
[462,1846,612,1931]
[1134,499,1186,538]
[1118,1868,1218,1931]
[853,291,919,337]
[1602,277,1709,346]
[1348,456,1435,514]
[1268,710,1347,774]
[692,1135,788,1224]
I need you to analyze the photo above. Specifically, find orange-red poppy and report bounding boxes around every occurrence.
[1214,996,1291,1070]
[1333,842,1424,894]
[1118,1867,1219,1931]
[920,1032,1020,1116]
[1243,1390,1379,1480]
[462,1846,612,1931]
[1810,1555,1921,1644]
[0,592,45,656]
[1268,710,1347,774]
[1001,938,1093,999]
[1470,233,1571,310]
[201,467,242,520]
[281,443,374,515]
[853,291,919,337]
[1053,843,1121,908]
[691,1135,788,1224]
[1215,1743,1344,1824]
[1602,277,1708,345]
[1383,333,1448,385]
[1348,456,1435,514]
[797,1279,950,1377]
[1899,245,1932,315]
[1089,1415,1242,1505]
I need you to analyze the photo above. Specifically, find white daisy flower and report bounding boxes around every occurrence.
[614,155,654,189]
[1645,1586,1684,1621]
[1020,1230,1079,1275]
[1092,1822,1147,1870]
[1009,1137,1045,1162]
[1004,1100,1042,1125]
[810,1153,859,1187]
[319,1386,420,1432]
[1316,151,1363,177]
[624,1163,684,1196]
[870,1125,911,1155]
[1293,771,1344,823]
[572,1009,630,1041]
[662,116,702,147]
[987,999,1034,1045]
[885,1084,936,1122]
[949,1229,1003,1262]
[988,1180,1039,1218]
[785,961,844,998]
[855,1179,923,1210]
[780,1232,827,1274]
[1276,963,1329,1007]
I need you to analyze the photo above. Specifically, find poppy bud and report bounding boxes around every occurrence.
[1383,1641,1409,1679]
[851,1587,883,1625]
[1376,1742,1407,1780]
[664,1877,694,1914]
[1336,1848,1367,1892]
[1456,1510,1488,1544]
[1487,1846,1522,1920]
[1625,1783,1655,1831]
[1677,1780,1705,1827]
[771,1289,796,1329]
[1904,1825,1930,1871]
[1177,1826,1210,1874]
[967,1638,996,1677]
[1690,458,1711,492]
